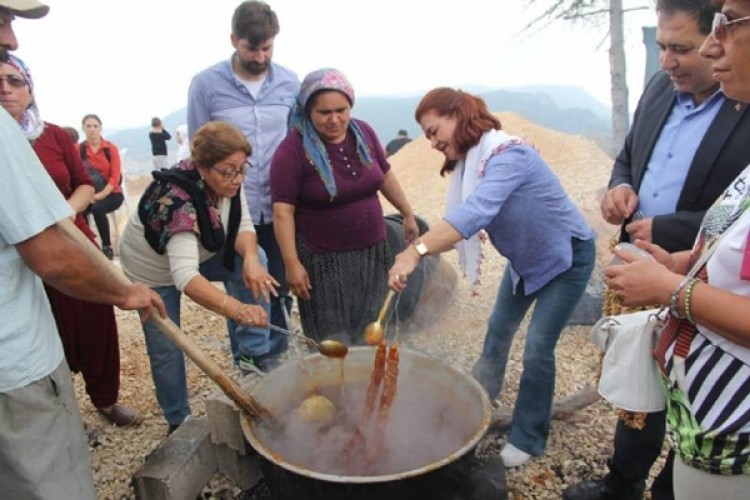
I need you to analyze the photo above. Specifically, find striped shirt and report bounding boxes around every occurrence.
[657,164,750,474]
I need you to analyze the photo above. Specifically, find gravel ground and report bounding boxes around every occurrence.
[75,113,668,499]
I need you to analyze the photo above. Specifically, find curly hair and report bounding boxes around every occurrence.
[190,121,251,168]
[414,87,501,176]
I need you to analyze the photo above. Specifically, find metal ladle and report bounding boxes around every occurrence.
[268,324,349,359]
[363,290,396,345]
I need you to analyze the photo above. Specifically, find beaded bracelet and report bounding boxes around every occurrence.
[669,277,691,319]
[683,278,700,324]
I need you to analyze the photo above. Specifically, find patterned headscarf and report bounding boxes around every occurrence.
[4,54,44,141]
[291,68,373,200]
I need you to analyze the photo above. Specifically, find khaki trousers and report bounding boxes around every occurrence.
[0,361,95,499]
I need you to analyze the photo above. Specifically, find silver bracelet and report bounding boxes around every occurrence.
[669,277,691,319]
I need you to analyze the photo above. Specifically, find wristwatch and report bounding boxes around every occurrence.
[413,240,428,257]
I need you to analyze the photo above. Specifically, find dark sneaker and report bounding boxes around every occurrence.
[254,353,281,372]
[167,415,191,435]
[238,356,266,376]
[238,354,281,376]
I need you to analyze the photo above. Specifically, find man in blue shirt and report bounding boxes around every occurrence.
[565,1,750,499]
[188,1,299,372]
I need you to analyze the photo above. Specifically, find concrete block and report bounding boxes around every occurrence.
[205,373,261,454]
[133,417,218,500]
[215,442,263,490]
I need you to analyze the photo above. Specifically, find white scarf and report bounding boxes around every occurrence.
[445,129,519,293]
[20,104,44,142]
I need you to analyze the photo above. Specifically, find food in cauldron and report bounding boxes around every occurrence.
[243,347,491,490]
[297,394,336,425]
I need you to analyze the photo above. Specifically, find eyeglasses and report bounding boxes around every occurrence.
[0,74,27,89]
[712,12,750,41]
[209,161,251,182]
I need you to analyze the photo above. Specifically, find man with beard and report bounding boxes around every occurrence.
[0,1,165,497]
[188,1,298,373]
[564,0,750,499]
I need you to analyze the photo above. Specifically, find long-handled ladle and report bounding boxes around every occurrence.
[55,218,276,422]
[267,324,349,359]
[363,290,396,345]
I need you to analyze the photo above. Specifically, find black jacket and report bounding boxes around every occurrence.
[611,71,750,252]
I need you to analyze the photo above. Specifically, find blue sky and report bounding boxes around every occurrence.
[13,0,655,132]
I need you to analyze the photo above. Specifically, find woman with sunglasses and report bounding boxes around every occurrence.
[119,121,276,433]
[0,54,141,428]
[604,2,750,497]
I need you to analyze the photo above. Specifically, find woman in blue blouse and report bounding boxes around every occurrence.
[388,87,595,468]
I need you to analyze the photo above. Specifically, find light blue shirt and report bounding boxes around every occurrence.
[188,56,300,224]
[638,90,724,217]
[444,144,593,295]
[0,109,72,392]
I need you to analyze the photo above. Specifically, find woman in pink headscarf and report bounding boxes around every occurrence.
[270,68,418,345]
[0,54,140,427]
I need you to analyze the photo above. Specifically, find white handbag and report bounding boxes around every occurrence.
[590,238,722,413]
[589,308,667,412]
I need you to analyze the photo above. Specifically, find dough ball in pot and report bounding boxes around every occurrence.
[297,394,336,424]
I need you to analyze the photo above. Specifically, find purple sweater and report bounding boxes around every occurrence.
[270,119,390,254]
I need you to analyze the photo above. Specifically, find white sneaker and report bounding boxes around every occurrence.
[500,443,531,468]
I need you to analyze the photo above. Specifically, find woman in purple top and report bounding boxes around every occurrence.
[271,68,418,344]
[388,88,595,468]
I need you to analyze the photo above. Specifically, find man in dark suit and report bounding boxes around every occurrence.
[565,1,750,499]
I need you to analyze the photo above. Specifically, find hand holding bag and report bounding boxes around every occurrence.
[590,240,719,413]
[589,308,667,412]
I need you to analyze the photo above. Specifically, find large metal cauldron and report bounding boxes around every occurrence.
[241,347,491,500]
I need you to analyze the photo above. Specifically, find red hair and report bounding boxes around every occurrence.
[415,88,501,176]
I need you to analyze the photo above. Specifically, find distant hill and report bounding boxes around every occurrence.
[111,86,612,176]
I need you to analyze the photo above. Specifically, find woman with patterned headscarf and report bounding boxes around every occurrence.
[0,54,141,428]
[270,68,418,345]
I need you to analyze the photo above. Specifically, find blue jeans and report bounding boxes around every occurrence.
[141,250,271,425]
[255,221,290,355]
[472,237,595,456]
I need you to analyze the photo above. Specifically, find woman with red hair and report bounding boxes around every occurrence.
[389,87,595,468]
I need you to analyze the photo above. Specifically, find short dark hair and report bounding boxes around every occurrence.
[232,1,280,46]
[415,87,501,176]
[656,0,717,35]
[151,117,162,127]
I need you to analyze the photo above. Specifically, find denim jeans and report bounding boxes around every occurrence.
[472,237,595,456]
[141,250,271,425]
[255,221,290,355]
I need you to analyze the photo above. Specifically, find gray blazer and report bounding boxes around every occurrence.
[610,71,750,252]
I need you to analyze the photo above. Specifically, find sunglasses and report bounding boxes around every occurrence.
[712,12,750,41]
[0,74,27,88]
[209,161,251,182]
